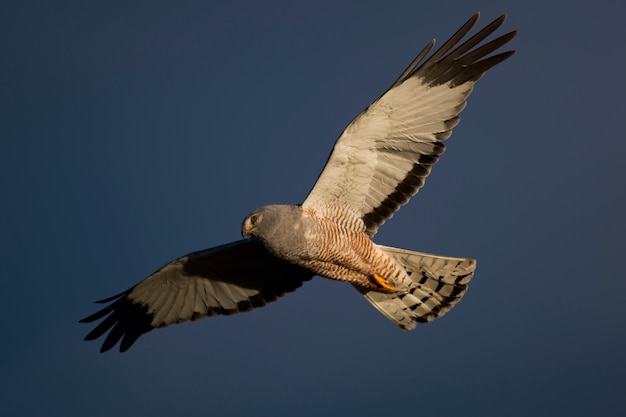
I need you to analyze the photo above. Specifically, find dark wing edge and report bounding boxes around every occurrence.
[79,239,313,353]
[361,13,516,235]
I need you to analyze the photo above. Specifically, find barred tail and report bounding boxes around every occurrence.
[357,245,476,330]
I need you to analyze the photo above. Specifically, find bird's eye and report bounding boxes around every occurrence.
[250,215,258,225]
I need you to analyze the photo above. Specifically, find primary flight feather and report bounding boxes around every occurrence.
[81,13,516,352]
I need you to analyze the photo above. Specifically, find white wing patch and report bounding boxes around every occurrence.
[304,80,473,236]
[303,14,515,236]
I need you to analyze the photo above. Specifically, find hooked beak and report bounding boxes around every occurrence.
[242,213,260,238]
[241,220,253,238]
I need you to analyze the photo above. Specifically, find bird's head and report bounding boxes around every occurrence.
[242,205,287,238]
[241,205,302,240]
[241,205,307,260]
[241,209,264,238]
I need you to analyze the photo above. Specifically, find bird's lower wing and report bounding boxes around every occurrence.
[302,14,516,236]
[80,239,313,352]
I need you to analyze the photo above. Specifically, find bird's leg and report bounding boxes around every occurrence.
[369,273,396,291]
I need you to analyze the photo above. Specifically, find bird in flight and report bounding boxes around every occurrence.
[81,13,516,352]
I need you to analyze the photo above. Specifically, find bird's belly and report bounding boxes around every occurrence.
[296,223,403,288]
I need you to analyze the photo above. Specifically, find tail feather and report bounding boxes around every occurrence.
[356,245,476,330]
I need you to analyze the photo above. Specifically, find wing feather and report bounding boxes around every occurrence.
[80,239,313,352]
[302,13,516,236]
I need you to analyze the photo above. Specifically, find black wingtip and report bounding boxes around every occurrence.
[80,292,154,353]
[389,13,516,91]
[416,13,516,87]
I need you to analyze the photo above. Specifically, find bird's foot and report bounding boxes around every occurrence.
[369,274,396,291]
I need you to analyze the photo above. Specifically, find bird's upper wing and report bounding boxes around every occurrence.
[302,13,516,236]
[80,239,313,352]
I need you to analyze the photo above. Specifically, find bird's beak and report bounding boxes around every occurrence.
[241,221,252,238]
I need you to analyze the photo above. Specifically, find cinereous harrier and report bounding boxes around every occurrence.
[81,13,516,352]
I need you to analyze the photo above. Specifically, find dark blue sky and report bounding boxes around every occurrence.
[2,1,624,416]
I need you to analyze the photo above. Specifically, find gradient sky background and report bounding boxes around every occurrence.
[1,1,625,416]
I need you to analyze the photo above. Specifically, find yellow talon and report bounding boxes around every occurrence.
[370,274,395,291]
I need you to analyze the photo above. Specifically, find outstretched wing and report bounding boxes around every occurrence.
[80,239,313,352]
[303,13,516,236]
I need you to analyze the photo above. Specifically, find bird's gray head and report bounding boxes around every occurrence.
[241,205,301,239]
[241,205,308,258]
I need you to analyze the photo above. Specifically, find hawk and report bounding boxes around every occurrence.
[81,13,516,352]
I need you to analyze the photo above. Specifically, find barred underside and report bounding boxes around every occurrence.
[356,245,476,330]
